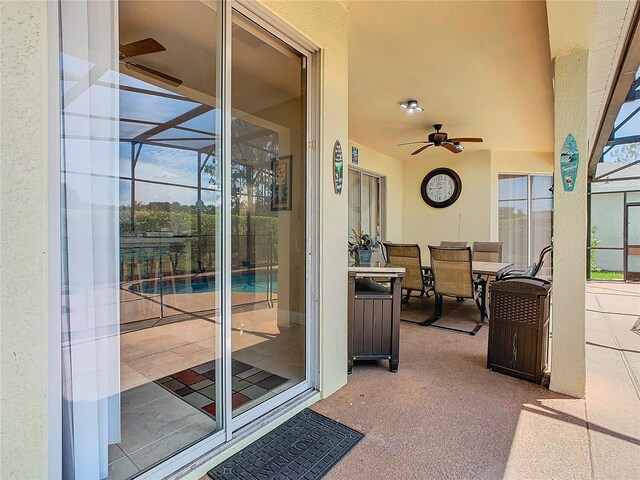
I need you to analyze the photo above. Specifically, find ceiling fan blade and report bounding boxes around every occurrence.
[397,141,429,146]
[124,62,183,87]
[442,142,463,153]
[120,38,166,59]
[411,144,433,155]
[447,137,483,143]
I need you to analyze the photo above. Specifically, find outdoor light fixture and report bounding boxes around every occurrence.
[400,99,424,115]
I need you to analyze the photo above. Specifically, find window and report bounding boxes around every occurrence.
[348,169,382,240]
[498,174,553,270]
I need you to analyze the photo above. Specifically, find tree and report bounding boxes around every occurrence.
[610,142,640,164]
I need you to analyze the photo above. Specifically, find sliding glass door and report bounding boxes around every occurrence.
[59,1,315,478]
[229,11,308,419]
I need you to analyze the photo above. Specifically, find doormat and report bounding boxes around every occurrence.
[156,359,289,419]
[207,409,363,480]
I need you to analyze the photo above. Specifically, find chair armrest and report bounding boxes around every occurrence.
[498,268,525,280]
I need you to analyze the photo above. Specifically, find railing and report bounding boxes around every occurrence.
[119,233,277,323]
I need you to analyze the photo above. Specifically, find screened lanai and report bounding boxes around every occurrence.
[588,66,640,282]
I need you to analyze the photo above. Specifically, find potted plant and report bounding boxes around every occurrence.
[349,227,378,265]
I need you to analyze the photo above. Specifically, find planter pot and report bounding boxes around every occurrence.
[358,249,373,265]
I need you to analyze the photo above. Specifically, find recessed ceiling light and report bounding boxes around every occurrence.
[400,99,424,115]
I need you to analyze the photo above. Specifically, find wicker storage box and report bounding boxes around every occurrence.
[487,277,552,384]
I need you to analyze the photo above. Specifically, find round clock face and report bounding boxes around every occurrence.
[420,168,462,208]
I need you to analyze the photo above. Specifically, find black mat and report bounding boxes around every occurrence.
[207,409,363,479]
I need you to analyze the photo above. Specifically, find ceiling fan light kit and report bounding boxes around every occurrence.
[400,99,424,115]
[397,123,483,155]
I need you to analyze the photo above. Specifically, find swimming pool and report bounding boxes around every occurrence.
[129,270,278,295]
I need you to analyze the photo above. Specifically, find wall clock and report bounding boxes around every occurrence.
[420,167,462,208]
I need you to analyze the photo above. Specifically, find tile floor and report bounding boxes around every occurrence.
[108,291,306,479]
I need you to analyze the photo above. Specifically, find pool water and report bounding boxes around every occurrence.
[130,271,278,295]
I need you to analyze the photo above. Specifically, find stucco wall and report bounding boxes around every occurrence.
[549,49,588,398]
[401,149,492,262]
[396,148,553,264]
[348,141,403,243]
[0,1,51,478]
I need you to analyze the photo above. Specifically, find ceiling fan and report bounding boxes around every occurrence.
[398,124,483,155]
[119,38,183,87]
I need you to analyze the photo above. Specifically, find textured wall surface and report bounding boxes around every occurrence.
[402,148,492,263]
[0,1,50,478]
[347,141,403,243]
[550,50,588,398]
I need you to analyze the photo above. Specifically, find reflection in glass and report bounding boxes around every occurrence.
[115,1,222,475]
[229,11,307,416]
[348,169,361,236]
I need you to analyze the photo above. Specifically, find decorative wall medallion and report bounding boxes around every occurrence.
[333,140,344,194]
[560,134,578,192]
[351,146,359,165]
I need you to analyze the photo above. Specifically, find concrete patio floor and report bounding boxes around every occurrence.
[310,281,640,479]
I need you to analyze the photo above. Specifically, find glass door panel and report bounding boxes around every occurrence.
[627,205,640,281]
[116,1,222,474]
[348,169,361,236]
[498,174,529,269]
[230,10,308,417]
[530,175,553,277]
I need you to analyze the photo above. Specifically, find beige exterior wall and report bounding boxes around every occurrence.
[401,149,492,262]
[549,49,588,398]
[347,141,403,243]
[0,1,52,478]
[395,148,553,264]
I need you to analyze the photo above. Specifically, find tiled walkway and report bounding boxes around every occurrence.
[309,282,640,479]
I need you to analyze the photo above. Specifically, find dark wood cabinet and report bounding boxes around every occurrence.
[347,265,404,373]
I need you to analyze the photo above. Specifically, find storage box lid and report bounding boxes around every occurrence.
[491,277,552,295]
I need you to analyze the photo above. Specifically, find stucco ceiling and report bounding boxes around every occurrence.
[345,0,555,159]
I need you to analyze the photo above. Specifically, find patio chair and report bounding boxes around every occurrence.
[419,246,487,335]
[472,241,503,284]
[419,241,468,291]
[440,241,468,247]
[384,243,433,302]
[499,245,552,280]
[472,241,503,262]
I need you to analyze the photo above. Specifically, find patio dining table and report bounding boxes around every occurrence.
[471,261,514,277]
[422,261,514,278]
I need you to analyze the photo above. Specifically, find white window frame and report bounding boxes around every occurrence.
[497,171,553,266]
[348,166,386,242]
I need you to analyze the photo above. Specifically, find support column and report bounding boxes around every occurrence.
[550,49,588,398]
